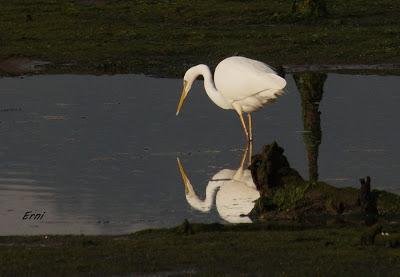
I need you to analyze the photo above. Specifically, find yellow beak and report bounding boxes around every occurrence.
[176,81,188,116]
[176,157,190,194]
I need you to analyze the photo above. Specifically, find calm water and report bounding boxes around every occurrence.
[0,73,399,235]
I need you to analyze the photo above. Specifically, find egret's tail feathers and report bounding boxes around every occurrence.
[259,89,285,101]
[238,87,286,112]
[274,89,285,97]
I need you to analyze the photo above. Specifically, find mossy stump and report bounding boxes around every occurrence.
[249,142,304,195]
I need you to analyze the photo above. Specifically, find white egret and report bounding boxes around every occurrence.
[176,56,286,141]
[177,145,259,223]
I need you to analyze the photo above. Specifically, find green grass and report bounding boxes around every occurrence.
[0,222,399,276]
[0,0,400,76]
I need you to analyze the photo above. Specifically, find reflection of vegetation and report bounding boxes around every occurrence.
[1,221,399,275]
[294,72,326,182]
[292,0,328,18]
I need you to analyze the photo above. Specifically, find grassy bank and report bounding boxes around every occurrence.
[0,0,399,76]
[1,222,399,276]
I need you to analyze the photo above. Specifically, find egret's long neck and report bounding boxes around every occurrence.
[196,65,231,109]
[186,181,222,212]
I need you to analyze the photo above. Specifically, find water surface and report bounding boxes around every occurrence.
[0,73,399,234]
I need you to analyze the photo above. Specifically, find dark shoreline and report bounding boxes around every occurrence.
[0,221,399,276]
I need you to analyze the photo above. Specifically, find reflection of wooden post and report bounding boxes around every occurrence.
[292,0,328,18]
[293,72,326,182]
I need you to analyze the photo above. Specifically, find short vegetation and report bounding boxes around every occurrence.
[0,0,399,76]
[0,222,399,276]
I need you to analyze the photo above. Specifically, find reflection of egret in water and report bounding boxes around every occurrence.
[293,72,327,182]
[177,144,259,223]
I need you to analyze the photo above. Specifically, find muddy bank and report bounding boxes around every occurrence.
[2,58,400,77]
[2,55,399,78]
[0,57,50,75]
[284,64,400,73]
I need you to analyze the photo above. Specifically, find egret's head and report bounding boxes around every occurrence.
[176,65,204,115]
[176,157,212,212]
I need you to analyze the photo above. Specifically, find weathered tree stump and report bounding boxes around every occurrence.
[249,142,304,196]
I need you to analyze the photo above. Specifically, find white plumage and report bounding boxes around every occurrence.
[215,56,286,112]
[176,56,286,141]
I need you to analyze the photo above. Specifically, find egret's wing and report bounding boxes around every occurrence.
[214,56,286,102]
